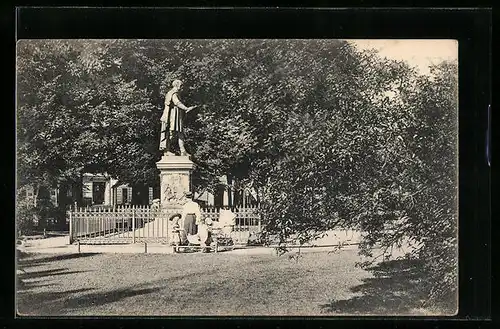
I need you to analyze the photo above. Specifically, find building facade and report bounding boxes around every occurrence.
[82,173,154,207]
[23,174,258,209]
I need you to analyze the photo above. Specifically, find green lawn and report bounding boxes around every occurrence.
[16,249,450,316]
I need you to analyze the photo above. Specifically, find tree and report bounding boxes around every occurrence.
[17,40,158,205]
[17,40,83,200]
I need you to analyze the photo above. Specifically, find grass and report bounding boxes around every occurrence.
[16,249,454,316]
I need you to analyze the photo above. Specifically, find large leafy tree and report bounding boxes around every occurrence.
[17,40,156,205]
[17,40,84,199]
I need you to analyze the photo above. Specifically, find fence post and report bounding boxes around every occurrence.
[69,208,73,245]
[86,207,89,239]
[132,206,136,244]
[165,209,168,244]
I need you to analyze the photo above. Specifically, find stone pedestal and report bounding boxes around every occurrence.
[156,154,194,209]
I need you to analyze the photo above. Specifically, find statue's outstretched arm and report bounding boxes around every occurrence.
[172,93,190,111]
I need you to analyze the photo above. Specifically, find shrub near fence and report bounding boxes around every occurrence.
[69,205,262,245]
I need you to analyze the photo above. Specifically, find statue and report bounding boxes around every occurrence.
[159,79,197,156]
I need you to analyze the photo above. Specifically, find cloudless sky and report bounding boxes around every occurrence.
[347,39,458,75]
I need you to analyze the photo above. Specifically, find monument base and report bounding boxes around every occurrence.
[156,155,194,209]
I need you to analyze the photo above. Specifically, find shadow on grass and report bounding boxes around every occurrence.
[17,264,234,316]
[17,281,57,290]
[18,252,101,267]
[319,259,454,315]
[62,287,159,310]
[18,268,90,280]
[17,286,160,315]
[17,288,95,316]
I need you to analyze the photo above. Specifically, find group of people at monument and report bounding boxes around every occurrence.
[169,191,237,253]
[169,191,209,252]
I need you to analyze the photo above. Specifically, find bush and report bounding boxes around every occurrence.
[17,193,68,236]
[34,198,68,231]
[16,198,37,236]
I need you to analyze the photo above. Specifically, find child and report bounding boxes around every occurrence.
[169,213,185,246]
[219,207,236,237]
[198,217,213,253]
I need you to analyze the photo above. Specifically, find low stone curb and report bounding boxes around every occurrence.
[18,242,360,256]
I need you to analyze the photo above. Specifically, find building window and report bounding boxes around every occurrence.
[93,182,106,205]
[127,187,133,204]
[83,182,93,199]
[116,186,123,204]
[122,188,128,205]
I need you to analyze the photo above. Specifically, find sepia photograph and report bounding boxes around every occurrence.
[16,39,458,316]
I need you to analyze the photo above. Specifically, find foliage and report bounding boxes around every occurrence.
[17,40,156,194]
[16,188,67,234]
[402,62,458,304]
[16,196,37,236]
[353,61,458,305]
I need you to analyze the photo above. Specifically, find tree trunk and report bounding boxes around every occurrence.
[33,184,39,207]
[56,184,69,229]
[227,175,233,208]
[74,173,83,206]
[57,184,68,209]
